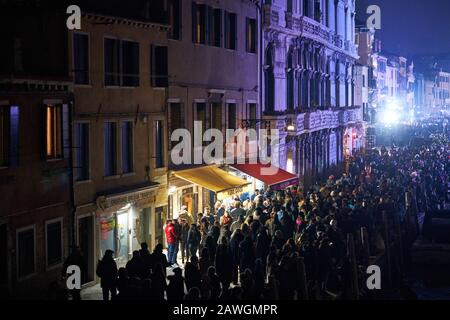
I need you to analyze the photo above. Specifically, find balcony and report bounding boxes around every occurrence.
[263,106,363,134]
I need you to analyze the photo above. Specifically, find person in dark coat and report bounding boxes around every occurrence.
[215,237,233,290]
[253,259,265,299]
[115,267,130,300]
[126,250,145,279]
[238,236,255,273]
[151,244,169,277]
[207,266,222,300]
[187,224,201,258]
[167,267,185,300]
[229,229,244,285]
[96,249,118,301]
[151,263,167,300]
[255,227,271,267]
[184,255,202,291]
[198,248,211,277]
[139,243,153,278]
[280,210,295,239]
[204,235,217,262]
[179,219,190,264]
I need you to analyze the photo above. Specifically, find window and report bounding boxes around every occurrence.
[155,120,165,168]
[45,104,63,159]
[74,123,90,181]
[249,103,257,129]
[122,41,140,86]
[104,38,140,87]
[104,39,120,86]
[104,122,117,176]
[224,11,237,50]
[265,45,275,112]
[121,121,133,174]
[287,0,293,13]
[151,45,168,87]
[196,103,207,133]
[169,103,185,149]
[46,220,63,267]
[211,103,222,130]
[73,33,89,85]
[246,18,257,53]
[169,0,182,40]
[17,226,35,279]
[227,103,237,130]
[287,50,294,110]
[209,8,222,47]
[0,106,19,167]
[192,3,207,44]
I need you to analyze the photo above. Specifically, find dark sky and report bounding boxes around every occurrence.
[356,0,450,57]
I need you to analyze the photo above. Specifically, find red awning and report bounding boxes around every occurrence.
[230,163,298,190]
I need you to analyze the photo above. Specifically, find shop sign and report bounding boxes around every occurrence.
[97,190,156,211]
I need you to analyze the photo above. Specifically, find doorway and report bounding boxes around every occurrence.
[77,216,94,285]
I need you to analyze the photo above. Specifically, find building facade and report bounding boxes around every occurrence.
[261,0,364,187]
[166,0,260,218]
[0,2,72,298]
[68,3,170,285]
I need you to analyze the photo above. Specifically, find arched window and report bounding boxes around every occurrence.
[335,60,340,107]
[265,44,275,113]
[303,0,309,17]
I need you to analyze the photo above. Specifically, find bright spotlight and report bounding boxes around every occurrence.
[382,109,400,125]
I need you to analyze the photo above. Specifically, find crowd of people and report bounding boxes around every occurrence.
[75,121,449,301]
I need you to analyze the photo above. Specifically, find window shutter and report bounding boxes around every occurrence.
[9,106,19,167]
[224,11,229,48]
[207,6,213,45]
[192,2,197,43]
[40,105,47,160]
[245,17,249,52]
[62,104,70,159]
[233,14,237,50]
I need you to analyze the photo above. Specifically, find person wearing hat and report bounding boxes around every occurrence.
[96,249,118,301]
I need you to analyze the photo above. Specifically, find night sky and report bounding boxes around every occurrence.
[356,0,450,57]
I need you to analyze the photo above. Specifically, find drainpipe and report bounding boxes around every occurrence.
[255,1,263,126]
[68,94,76,253]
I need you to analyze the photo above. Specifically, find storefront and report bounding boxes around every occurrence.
[168,165,251,219]
[95,182,160,267]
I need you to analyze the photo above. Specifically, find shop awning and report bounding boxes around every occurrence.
[230,163,298,190]
[173,165,251,196]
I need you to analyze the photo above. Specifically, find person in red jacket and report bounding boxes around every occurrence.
[165,220,177,265]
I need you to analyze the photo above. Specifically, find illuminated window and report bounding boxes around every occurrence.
[246,18,257,53]
[46,104,63,159]
[192,3,206,44]
[169,0,182,40]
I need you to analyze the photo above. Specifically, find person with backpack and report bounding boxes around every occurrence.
[96,249,118,301]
